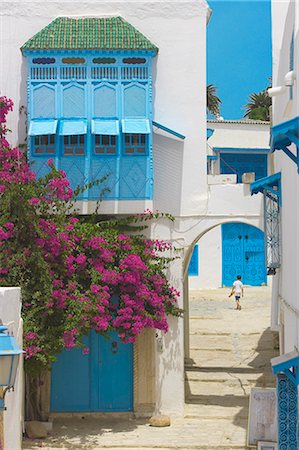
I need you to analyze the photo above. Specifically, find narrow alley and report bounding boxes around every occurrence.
[23,287,277,450]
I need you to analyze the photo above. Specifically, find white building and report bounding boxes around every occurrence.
[189,119,271,289]
[0,0,275,427]
[250,0,299,448]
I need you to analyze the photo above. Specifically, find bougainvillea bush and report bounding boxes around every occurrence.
[0,96,181,375]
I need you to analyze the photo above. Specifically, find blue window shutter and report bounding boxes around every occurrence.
[122,119,151,134]
[28,119,58,136]
[188,245,199,276]
[59,119,87,135]
[91,119,120,135]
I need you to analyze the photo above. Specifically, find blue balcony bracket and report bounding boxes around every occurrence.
[270,116,299,172]
[250,172,281,205]
[271,350,299,450]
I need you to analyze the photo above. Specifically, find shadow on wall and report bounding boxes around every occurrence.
[18,58,28,148]
[153,133,184,216]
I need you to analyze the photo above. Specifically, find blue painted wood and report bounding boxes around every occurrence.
[220,153,268,183]
[50,335,92,412]
[277,373,298,450]
[222,223,266,286]
[63,83,86,117]
[26,51,154,200]
[123,83,147,117]
[94,84,117,118]
[51,331,133,412]
[32,84,55,118]
[188,245,199,276]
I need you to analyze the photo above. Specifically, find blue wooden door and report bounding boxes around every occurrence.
[50,331,133,412]
[222,223,266,286]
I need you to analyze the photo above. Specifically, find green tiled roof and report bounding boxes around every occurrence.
[21,17,158,53]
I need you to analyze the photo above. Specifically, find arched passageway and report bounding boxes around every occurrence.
[182,221,278,448]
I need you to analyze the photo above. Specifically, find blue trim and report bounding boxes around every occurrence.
[28,119,58,136]
[207,128,214,140]
[271,350,299,386]
[0,397,5,411]
[152,121,185,140]
[214,147,271,154]
[270,116,299,171]
[122,119,150,134]
[250,172,281,204]
[207,155,218,160]
[91,119,120,135]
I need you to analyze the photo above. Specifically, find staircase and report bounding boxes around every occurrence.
[184,288,278,449]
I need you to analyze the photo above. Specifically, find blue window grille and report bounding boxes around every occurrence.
[188,245,199,277]
[63,135,85,156]
[33,135,56,155]
[94,135,117,155]
[124,134,147,155]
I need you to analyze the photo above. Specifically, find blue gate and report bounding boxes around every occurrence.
[222,223,266,286]
[50,331,133,412]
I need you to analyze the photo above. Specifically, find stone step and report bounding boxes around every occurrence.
[185,369,275,385]
[188,349,276,369]
[189,333,276,352]
[185,379,275,397]
[184,403,249,420]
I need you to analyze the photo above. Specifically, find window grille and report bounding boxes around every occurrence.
[124,134,147,155]
[63,135,85,155]
[33,135,56,154]
[91,67,118,80]
[94,135,117,155]
[30,67,58,80]
[60,67,87,80]
[121,67,148,80]
[264,190,280,271]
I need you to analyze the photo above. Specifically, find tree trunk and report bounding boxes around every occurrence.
[25,371,51,421]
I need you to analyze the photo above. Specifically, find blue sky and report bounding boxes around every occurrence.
[207,0,272,120]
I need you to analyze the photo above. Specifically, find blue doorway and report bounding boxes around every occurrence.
[222,223,266,286]
[50,331,133,412]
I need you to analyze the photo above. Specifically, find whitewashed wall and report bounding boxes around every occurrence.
[188,226,222,289]
[0,287,23,450]
[0,0,209,417]
[271,0,299,352]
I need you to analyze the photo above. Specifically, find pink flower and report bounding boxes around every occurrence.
[46,158,54,166]
[25,332,37,341]
[0,185,5,193]
[82,347,90,355]
[29,198,40,205]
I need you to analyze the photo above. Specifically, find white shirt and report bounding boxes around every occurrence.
[233,280,243,293]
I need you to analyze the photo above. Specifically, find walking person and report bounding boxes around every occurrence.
[229,275,244,310]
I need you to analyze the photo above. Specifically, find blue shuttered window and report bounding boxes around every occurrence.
[95,135,117,155]
[124,134,147,155]
[33,135,55,155]
[63,135,85,155]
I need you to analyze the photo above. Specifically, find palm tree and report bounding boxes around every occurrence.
[244,84,272,121]
[207,84,222,118]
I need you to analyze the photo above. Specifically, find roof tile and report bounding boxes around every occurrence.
[21,17,158,53]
